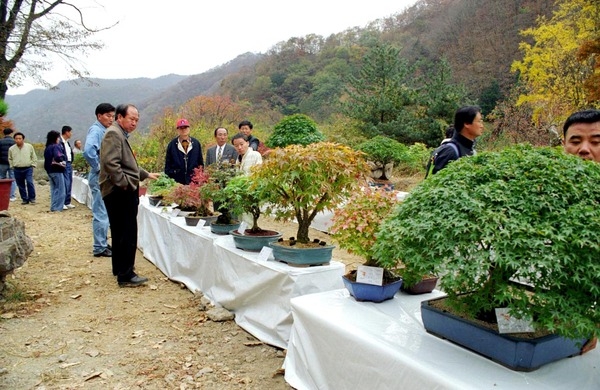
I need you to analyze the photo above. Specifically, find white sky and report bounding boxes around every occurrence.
[10,0,419,95]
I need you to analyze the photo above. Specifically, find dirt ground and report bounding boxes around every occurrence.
[0,180,369,389]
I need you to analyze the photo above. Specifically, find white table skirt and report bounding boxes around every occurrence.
[137,197,345,349]
[283,289,599,390]
[71,175,92,208]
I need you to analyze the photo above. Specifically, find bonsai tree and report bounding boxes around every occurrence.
[254,142,369,244]
[219,175,266,233]
[200,161,241,224]
[373,144,600,340]
[330,186,399,282]
[357,135,407,181]
[71,153,89,175]
[164,167,212,216]
[147,173,177,197]
[266,114,325,148]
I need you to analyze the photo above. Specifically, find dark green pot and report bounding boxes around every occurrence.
[230,230,282,251]
[268,242,335,266]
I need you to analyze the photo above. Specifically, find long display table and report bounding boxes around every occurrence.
[137,198,345,349]
[283,289,599,390]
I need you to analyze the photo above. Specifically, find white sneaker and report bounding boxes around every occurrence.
[66,204,75,209]
[63,205,68,210]
[9,197,15,201]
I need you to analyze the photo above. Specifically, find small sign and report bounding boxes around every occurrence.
[238,221,248,235]
[195,219,206,228]
[257,246,273,262]
[495,308,535,334]
[356,265,384,286]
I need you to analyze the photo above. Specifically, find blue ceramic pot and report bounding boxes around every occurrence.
[342,275,403,303]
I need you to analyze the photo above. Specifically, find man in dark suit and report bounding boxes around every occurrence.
[60,126,75,209]
[205,127,238,166]
[100,104,159,287]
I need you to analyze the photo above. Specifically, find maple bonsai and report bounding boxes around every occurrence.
[254,142,368,244]
[373,145,600,341]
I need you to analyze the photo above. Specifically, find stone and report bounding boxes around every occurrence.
[0,213,34,292]
[206,307,234,322]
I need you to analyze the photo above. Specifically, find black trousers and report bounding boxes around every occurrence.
[103,188,139,282]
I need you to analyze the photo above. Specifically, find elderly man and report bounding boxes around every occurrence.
[562,109,600,162]
[164,118,203,184]
[100,104,159,287]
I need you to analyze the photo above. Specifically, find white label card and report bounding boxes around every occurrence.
[195,219,206,228]
[356,265,384,286]
[495,308,535,334]
[238,222,248,235]
[257,246,273,262]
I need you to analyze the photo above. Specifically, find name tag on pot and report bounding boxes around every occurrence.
[257,246,273,262]
[356,265,384,286]
[195,219,206,229]
[238,222,248,235]
[495,308,535,333]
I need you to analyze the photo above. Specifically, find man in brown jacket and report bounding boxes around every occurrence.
[100,104,159,287]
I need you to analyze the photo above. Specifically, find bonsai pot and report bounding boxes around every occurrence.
[210,221,241,235]
[148,195,163,207]
[230,229,282,251]
[185,213,220,227]
[342,275,402,303]
[268,241,335,266]
[420,296,590,371]
[402,275,438,295]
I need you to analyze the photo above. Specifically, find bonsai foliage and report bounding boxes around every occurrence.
[200,162,240,224]
[163,167,212,215]
[71,153,89,174]
[357,135,407,180]
[373,144,600,340]
[330,187,399,266]
[147,174,177,197]
[266,114,325,148]
[219,175,266,233]
[254,142,369,243]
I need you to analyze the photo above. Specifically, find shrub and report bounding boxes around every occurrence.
[266,114,325,147]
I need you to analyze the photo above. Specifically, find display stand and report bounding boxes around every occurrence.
[283,289,599,390]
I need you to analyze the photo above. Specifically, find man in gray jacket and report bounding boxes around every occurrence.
[205,127,238,166]
[100,104,159,287]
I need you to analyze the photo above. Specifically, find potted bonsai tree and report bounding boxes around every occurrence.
[164,167,217,226]
[253,142,369,265]
[200,161,242,234]
[373,144,599,371]
[330,186,402,302]
[147,174,177,206]
[222,175,282,250]
[357,135,406,186]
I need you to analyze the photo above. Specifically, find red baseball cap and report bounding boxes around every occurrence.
[176,119,190,128]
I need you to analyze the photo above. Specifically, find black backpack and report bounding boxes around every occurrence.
[424,142,460,178]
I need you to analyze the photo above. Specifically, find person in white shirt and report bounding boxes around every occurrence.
[232,133,262,175]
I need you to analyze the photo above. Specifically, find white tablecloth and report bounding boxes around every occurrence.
[284,289,599,390]
[71,175,92,208]
[137,197,346,349]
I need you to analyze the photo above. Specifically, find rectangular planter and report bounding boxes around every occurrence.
[421,297,588,371]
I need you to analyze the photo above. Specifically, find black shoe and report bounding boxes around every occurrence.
[106,244,112,250]
[118,275,148,287]
[29,200,36,204]
[21,200,29,205]
[93,248,112,257]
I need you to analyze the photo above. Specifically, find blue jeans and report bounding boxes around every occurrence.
[88,169,109,254]
[63,162,73,205]
[48,172,65,211]
[13,167,36,202]
[0,164,16,198]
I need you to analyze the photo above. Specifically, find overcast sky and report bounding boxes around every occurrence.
[10,0,419,95]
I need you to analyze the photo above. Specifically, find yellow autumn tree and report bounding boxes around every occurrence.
[511,0,600,125]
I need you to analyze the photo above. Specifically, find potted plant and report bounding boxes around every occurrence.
[164,167,217,226]
[330,186,402,302]
[253,142,369,265]
[200,161,242,234]
[357,135,406,187]
[71,153,90,178]
[147,174,177,206]
[222,175,282,250]
[373,145,599,371]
